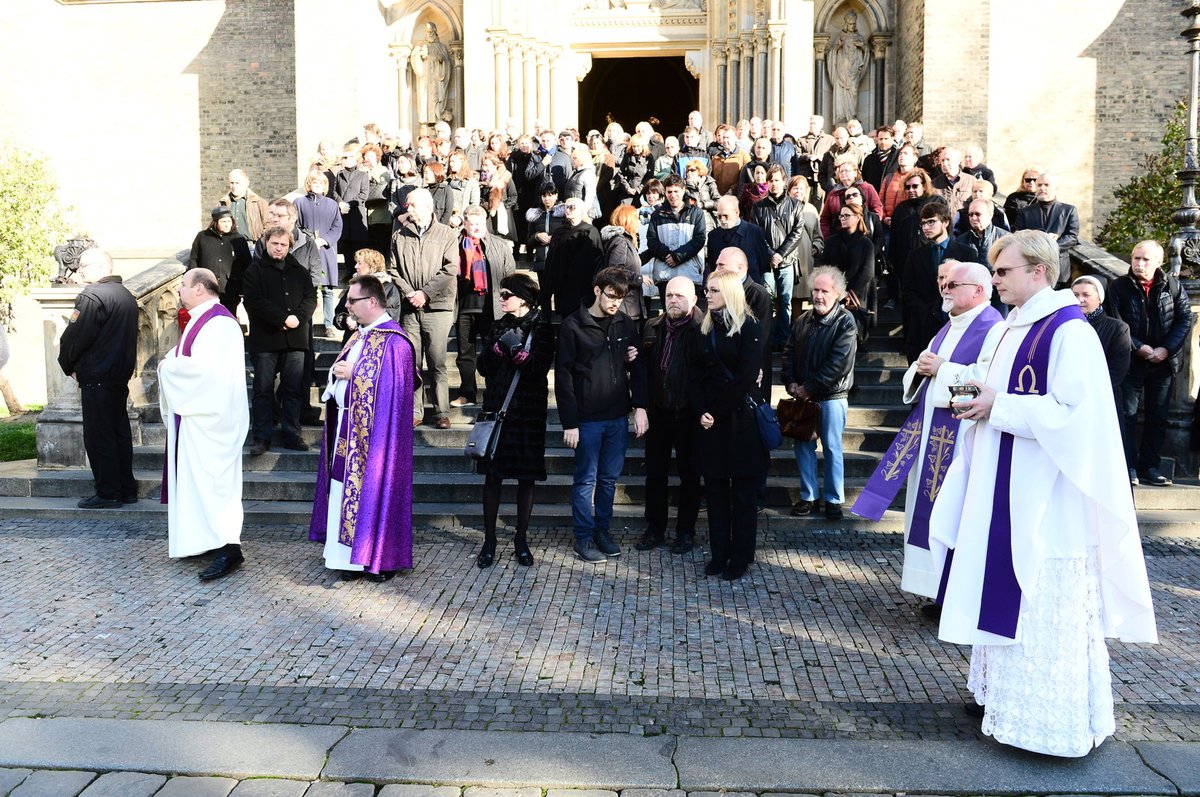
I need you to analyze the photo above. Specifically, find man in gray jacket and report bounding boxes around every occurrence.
[390,188,459,428]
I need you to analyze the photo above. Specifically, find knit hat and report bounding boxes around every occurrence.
[1070,275,1106,303]
[501,272,539,307]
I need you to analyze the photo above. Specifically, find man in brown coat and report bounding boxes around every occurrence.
[218,169,270,241]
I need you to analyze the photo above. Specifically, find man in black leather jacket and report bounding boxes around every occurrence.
[782,266,858,520]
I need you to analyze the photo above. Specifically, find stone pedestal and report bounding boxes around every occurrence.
[31,259,185,469]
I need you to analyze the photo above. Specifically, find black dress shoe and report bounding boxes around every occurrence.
[670,536,694,555]
[634,533,664,551]
[964,701,986,718]
[77,495,121,509]
[199,550,244,581]
[514,547,535,567]
[120,495,138,505]
[365,570,397,582]
[704,559,725,576]
[790,500,815,517]
[248,439,269,457]
[281,438,310,452]
[339,571,364,581]
[476,546,495,569]
[721,563,748,581]
[920,603,943,621]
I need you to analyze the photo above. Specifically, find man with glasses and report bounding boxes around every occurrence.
[929,230,1156,756]
[705,195,773,285]
[1004,169,1040,230]
[543,195,603,318]
[855,260,1002,608]
[310,274,420,581]
[1011,171,1079,285]
[901,201,973,362]
[555,268,649,563]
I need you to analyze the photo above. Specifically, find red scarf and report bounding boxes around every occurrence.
[461,237,488,295]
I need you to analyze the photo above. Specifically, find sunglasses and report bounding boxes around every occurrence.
[499,290,516,300]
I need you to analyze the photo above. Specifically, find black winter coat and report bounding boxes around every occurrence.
[476,310,555,481]
[58,276,138,385]
[693,314,769,479]
[188,228,250,293]
[544,221,604,317]
[642,310,702,412]
[613,152,651,201]
[751,193,805,266]
[822,231,875,301]
[241,255,318,354]
[781,304,857,401]
[1086,309,1132,394]
[554,306,647,428]
[330,168,369,242]
[1110,270,1194,373]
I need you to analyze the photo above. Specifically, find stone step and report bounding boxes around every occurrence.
[1,494,1198,538]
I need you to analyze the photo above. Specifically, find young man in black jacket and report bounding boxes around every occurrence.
[242,226,318,456]
[555,268,649,562]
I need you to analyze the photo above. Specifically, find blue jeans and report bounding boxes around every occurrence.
[769,265,795,346]
[794,397,847,505]
[572,417,628,542]
[320,285,339,328]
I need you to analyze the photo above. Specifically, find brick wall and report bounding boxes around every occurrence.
[920,0,989,151]
[895,0,925,123]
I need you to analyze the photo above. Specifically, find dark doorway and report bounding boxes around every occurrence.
[578,56,698,136]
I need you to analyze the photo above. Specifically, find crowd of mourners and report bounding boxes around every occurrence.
[189,109,1191,578]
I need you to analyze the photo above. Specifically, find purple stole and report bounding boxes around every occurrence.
[160,303,238,504]
[852,305,1002,540]
[977,304,1085,639]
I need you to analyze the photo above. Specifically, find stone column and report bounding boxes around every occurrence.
[450,43,465,126]
[727,40,741,122]
[492,36,510,130]
[755,30,769,118]
[390,43,413,130]
[740,34,754,118]
[768,27,784,121]
[813,36,830,122]
[870,35,891,129]
[536,48,552,125]
[713,44,728,123]
[509,42,524,135]
[523,44,537,134]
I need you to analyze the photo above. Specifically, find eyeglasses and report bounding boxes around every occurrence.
[967,212,986,217]
[943,282,981,291]
[564,203,582,210]
[600,290,623,301]
[838,213,856,219]
[346,295,372,304]
[1023,177,1038,183]
[704,287,721,294]
[904,184,922,191]
[920,219,942,226]
[844,193,861,200]
[993,263,1039,278]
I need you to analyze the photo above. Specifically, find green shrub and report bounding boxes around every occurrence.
[0,144,72,329]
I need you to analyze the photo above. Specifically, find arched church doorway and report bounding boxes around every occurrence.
[578,56,698,136]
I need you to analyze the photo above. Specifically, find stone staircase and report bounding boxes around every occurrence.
[1,307,1198,537]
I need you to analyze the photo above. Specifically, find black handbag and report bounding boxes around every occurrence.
[464,331,532,461]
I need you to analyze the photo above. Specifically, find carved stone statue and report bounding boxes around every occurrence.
[826,11,869,124]
[410,22,453,124]
[52,236,96,284]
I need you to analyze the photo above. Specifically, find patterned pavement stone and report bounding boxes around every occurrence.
[302,783,375,796]
[155,776,238,796]
[0,769,31,797]
[79,771,167,796]
[620,791,685,797]
[546,790,618,797]
[462,789,541,797]
[0,519,1196,741]
[377,787,461,797]
[9,770,95,797]
[228,780,312,797]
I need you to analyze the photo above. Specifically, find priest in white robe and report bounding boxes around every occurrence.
[930,231,1157,757]
[159,267,249,580]
[855,260,1003,600]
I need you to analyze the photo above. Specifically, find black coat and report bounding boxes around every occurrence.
[693,314,769,479]
[704,222,773,284]
[642,310,703,412]
[822,231,875,302]
[1087,310,1132,393]
[889,195,938,277]
[750,193,805,265]
[1012,200,1080,282]
[544,221,603,317]
[188,228,250,293]
[330,168,370,242]
[781,303,857,401]
[58,276,138,385]
[1003,190,1037,230]
[241,254,318,354]
[554,306,647,428]
[1110,270,1194,373]
[861,145,899,191]
[900,238,975,362]
[613,152,651,201]
[476,310,555,481]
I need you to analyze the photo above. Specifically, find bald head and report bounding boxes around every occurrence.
[714,247,749,278]
[715,195,740,229]
[76,248,114,284]
[941,260,992,316]
[181,267,220,310]
[663,276,697,319]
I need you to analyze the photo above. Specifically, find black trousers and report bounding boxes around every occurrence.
[704,475,759,569]
[455,310,491,399]
[80,383,136,500]
[250,350,305,443]
[644,408,701,538]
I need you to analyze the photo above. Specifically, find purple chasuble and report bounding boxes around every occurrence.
[978,304,1086,639]
[852,305,1002,525]
[160,303,238,504]
[308,319,421,574]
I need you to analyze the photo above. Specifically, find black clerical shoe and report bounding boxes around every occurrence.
[120,495,138,505]
[920,603,943,621]
[704,559,725,576]
[476,543,496,569]
[198,546,243,581]
[78,495,121,509]
[365,570,397,582]
[339,571,364,581]
[964,701,986,718]
[670,536,694,555]
[281,437,310,452]
[634,532,664,551]
[249,439,269,457]
[720,562,748,581]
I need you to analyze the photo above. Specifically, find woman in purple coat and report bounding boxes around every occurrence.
[294,171,343,328]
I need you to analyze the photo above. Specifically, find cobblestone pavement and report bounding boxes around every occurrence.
[1,518,1197,742]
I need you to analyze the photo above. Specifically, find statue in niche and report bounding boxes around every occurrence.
[826,11,869,124]
[410,22,453,124]
[656,0,704,9]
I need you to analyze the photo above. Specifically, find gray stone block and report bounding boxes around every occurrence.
[155,776,238,796]
[325,730,676,788]
[10,770,96,797]
[674,738,1177,794]
[1133,742,1200,795]
[302,784,375,797]
[620,791,685,797]
[229,780,312,797]
[79,771,168,796]
[546,790,618,797]
[0,769,31,797]
[379,787,461,797]
[0,719,346,780]
[462,789,540,797]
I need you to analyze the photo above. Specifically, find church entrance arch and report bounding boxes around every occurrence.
[578,56,698,136]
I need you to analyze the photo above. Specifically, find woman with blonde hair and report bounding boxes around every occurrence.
[600,204,646,321]
[695,269,768,581]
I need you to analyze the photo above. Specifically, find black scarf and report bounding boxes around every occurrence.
[660,309,694,371]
